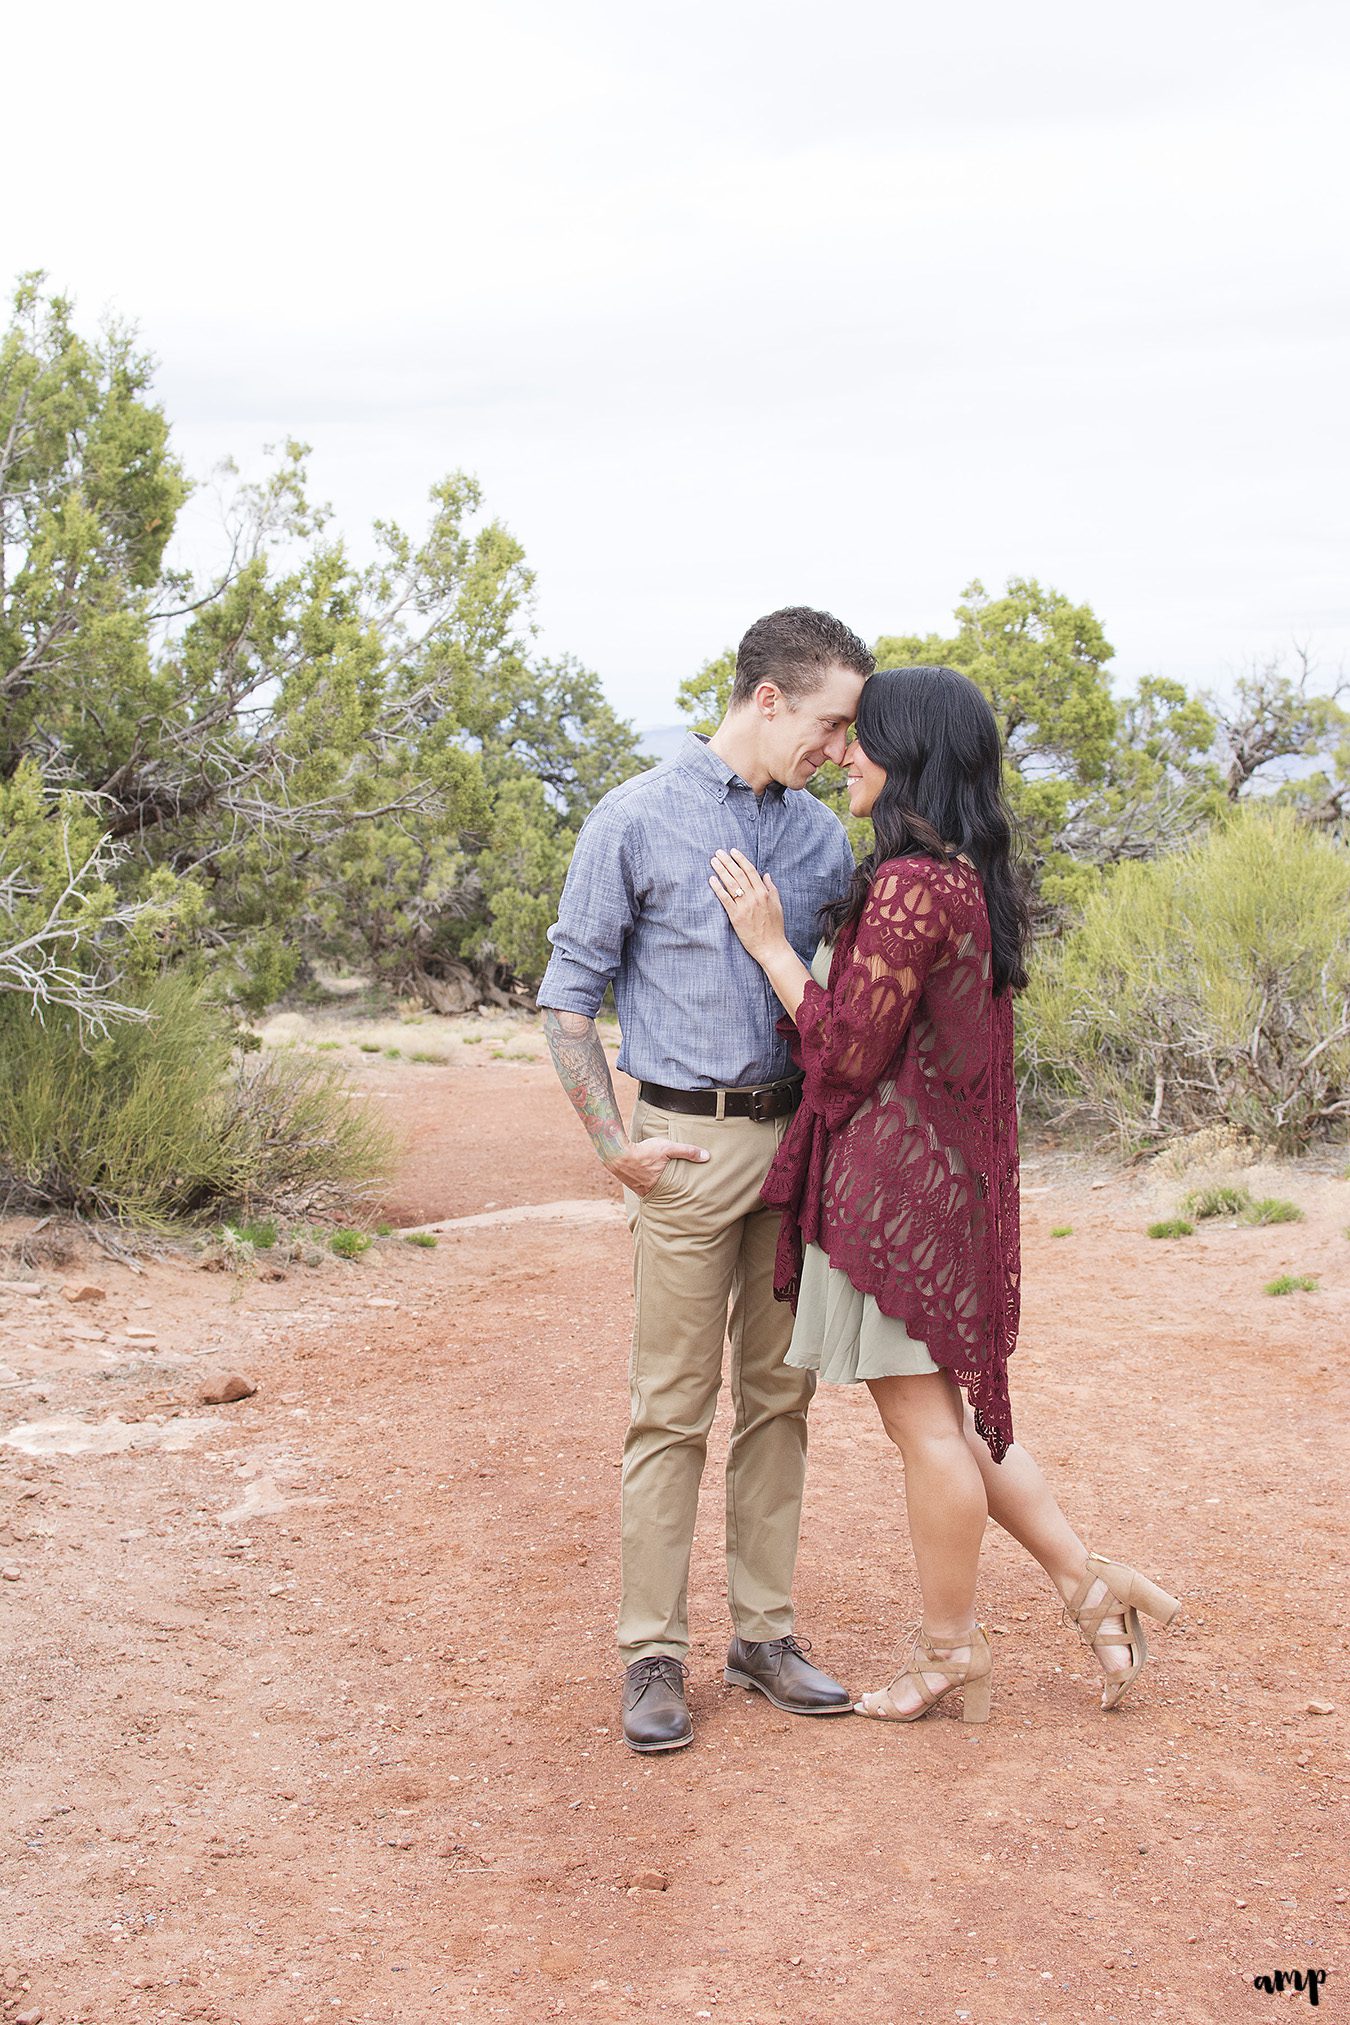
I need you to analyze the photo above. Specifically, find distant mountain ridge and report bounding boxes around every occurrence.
[636,723,689,763]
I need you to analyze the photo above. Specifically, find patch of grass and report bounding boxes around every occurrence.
[358,1042,381,1054]
[329,1228,373,1260]
[409,1051,448,1065]
[405,1230,438,1248]
[1148,1218,1195,1239]
[462,1035,483,1046]
[214,1226,259,1271]
[1264,1273,1318,1296]
[383,1046,402,1060]
[374,1221,393,1237]
[1180,1182,1253,1221]
[1050,1225,1073,1237]
[1243,1197,1304,1225]
[314,1040,342,1051]
[234,1217,278,1249]
[0,973,393,1227]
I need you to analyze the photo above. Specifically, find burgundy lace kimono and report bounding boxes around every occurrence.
[762,854,1020,1461]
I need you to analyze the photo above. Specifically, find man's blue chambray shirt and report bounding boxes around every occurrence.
[538,733,856,1090]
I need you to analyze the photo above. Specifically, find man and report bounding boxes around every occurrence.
[538,606,872,1753]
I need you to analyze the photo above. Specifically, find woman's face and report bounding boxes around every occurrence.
[843,733,887,819]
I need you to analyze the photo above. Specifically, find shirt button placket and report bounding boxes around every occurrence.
[757,796,779,1079]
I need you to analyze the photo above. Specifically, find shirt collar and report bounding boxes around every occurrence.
[675,732,786,803]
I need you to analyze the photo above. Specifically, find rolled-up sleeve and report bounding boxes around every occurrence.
[537,800,639,1017]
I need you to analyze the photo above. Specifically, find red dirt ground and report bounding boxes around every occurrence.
[1,1047,1347,2025]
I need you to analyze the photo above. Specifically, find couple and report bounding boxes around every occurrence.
[540,607,1178,1753]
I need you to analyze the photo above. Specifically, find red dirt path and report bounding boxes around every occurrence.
[1,1050,1347,2024]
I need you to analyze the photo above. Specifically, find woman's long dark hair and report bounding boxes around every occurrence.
[820,666,1032,994]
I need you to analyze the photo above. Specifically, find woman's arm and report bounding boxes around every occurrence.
[790,860,948,1127]
[709,849,949,1124]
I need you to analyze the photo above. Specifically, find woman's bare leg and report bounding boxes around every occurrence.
[864,1370,988,1712]
[961,1405,1130,1675]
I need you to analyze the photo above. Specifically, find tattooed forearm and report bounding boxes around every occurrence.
[542,1009,627,1166]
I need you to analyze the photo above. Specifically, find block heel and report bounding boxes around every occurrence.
[1067,1551,1183,1710]
[854,1623,992,1726]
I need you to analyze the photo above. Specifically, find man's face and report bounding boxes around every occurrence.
[764,664,867,789]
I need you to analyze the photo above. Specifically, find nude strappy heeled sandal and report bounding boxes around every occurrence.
[854,1622,993,1725]
[1066,1552,1181,1711]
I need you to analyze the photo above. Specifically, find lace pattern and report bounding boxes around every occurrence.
[762,856,1020,1461]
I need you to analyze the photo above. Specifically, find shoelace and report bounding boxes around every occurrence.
[625,1656,689,1700]
[762,1634,813,1660]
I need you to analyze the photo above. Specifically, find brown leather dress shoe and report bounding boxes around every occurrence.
[622,1656,693,1753]
[724,1635,852,1715]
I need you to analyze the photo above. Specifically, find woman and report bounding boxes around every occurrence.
[709,666,1179,1725]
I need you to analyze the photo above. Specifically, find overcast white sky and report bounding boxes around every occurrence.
[8,0,1349,725]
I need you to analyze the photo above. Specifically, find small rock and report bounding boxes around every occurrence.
[629,1867,668,1891]
[0,1279,43,1298]
[198,1372,258,1405]
[15,2008,43,2024]
[386,1833,415,1849]
[367,1297,399,1309]
[124,1329,158,1343]
[1306,1699,1335,1715]
[1,1567,20,1582]
[60,1283,104,1304]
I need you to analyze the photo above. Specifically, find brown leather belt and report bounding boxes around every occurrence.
[638,1077,803,1123]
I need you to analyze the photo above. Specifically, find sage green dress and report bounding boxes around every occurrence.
[782,941,940,1384]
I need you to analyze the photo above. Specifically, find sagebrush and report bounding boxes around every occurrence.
[0,974,394,1226]
[1019,807,1350,1150]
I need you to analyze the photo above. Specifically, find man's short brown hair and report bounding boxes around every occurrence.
[731,606,874,709]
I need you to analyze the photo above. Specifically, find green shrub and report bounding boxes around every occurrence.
[1050,1225,1073,1237]
[0,974,394,1227]
[1019,808,1350,1150]
[383,1047,402,1059]
[1264,1273,1318,1296]
[358,1042,381,1054]
[405,1230,438,1247]
[1243,1197,1304,1225]
[232,1218,278,1249]
[1148,1218,1195,1238]
[374,1221,393,1237]
[329,1228,372,1259]
[409,1051,447,1065]
[1182,1183,1253,1221]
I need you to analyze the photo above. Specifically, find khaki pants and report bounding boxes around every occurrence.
[618,1097,815,1664]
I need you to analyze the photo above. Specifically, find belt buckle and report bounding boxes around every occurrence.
[748,1086,775,1123]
